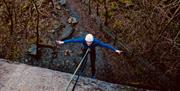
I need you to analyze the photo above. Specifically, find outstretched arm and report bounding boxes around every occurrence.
[64,37,84,43]
[95,39,123,54]
[56,37,84,45]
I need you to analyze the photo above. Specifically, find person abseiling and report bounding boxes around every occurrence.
[56,33,123,79]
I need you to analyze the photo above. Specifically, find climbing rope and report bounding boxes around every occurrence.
[65,48,90,91]
[72,50,89,91]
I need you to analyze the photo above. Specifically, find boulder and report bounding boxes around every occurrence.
[0,59,146,91]
[58,0,66,6]
[53,22,65,32]
[28,44,37,55]
[60,24,74,40]
[67,16,79,24]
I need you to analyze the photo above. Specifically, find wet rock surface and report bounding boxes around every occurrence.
[60,24,74,40]
[0,59,146,91]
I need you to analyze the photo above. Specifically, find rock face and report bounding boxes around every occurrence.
[60,24,74,40]
[68,16,79,24]
[0,59,142,91]
[28,44,37,55]
[59,0,66,6]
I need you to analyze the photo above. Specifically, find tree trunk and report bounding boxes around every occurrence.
[50,0,55,8]
[88,0,91,15]
[2,0,14,35]
[104,0,108,25]
[96,2,99,16]
[31,0,40,61]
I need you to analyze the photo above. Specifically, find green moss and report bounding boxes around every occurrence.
[21,4,29,12]
[9,45,21,60]
[28,37,37,44]
[108,11,115,19]
[110,2,118,11]
[113,20,123,29]
[120,0,133,5]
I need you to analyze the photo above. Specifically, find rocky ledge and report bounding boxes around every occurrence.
[0,59,151,91]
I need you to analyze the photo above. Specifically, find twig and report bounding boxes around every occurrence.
[149,5,180,52]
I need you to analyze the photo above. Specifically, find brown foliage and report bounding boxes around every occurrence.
[0,0,60,60]
[89,0,180,90]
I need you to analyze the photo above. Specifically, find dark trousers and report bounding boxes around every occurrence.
[83,48,96,76]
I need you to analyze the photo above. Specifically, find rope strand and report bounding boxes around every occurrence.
[65,48,90,91]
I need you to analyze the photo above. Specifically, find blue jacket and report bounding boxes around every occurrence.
[64,37,117,52]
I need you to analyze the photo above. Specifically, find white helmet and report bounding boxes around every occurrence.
[85,34,94,42]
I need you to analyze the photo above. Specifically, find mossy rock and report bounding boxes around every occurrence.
[120,0,133,6]
[113,20,123,30]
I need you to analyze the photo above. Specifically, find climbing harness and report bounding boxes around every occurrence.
[65,48,90,91]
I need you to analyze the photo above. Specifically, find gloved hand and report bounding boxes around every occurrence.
[56,40,64,45]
